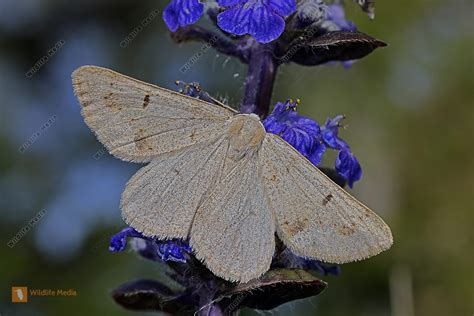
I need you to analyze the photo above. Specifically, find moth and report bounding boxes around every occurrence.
[72,66,393,283]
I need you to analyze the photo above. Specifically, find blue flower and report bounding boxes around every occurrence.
[156,240,193,263]
[109,227,192,263]
[264,100,362,187]
[217,0,297,43]
[321,115,362,187]
[163,0,204,32]
[336,149,362,188]
[109,227,144,252]
[321,115,349,150]
[263,99,326,165]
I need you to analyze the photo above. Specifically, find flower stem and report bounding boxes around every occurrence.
[241,43,278,118]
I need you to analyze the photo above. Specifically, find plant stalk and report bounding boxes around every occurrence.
[240,43,278,118]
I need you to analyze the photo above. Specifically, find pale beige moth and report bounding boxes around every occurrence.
[72,66,393,283]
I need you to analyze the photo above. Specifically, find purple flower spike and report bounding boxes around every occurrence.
[163,0,204,32]
[217,0,297,43]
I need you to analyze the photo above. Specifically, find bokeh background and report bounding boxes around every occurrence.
[0,0,472,315]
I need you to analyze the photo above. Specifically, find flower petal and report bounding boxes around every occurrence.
[109,227,144,252]
[157,240,192,263]
[177,0,204,26]
[268,0,297,17]
[163,2,179,32]
[163,0,204,32]
[335,149,362,188]
[248,3,285,43]
[217,5,252,36]
[217,0,247,6]
[321,115,349,150]
[308,142,326,166]
[217,0,292,43]
[109,227,192,263]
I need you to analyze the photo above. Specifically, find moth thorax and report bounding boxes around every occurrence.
[227,115,265,159]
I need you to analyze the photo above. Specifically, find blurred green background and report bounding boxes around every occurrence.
[0,0,472,315]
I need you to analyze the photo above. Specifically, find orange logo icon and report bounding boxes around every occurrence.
[12,287,28,303]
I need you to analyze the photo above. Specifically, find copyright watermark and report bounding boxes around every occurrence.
[7,209,48,248]
[25,40,66,78]
[120,9,160,48]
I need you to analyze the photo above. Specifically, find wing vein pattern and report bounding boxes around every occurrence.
[191,152,275,283]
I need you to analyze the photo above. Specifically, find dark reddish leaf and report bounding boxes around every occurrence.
[111,279,193,314]
[216,269,326,312]
[288,31,387,66]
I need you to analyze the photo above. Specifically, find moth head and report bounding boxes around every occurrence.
[228,114,266,151]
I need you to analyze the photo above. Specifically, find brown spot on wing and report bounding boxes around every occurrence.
[104,93,119,109]
[338,224,356,236]
[81,100,92,107]
[190,129,197,141]
[134,129,152,152]
[281,218,310,238]
[322,194,333,206]
[143,94,150,108]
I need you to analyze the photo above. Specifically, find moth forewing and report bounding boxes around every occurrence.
[72,66,236,163]
[260,133,393,264]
